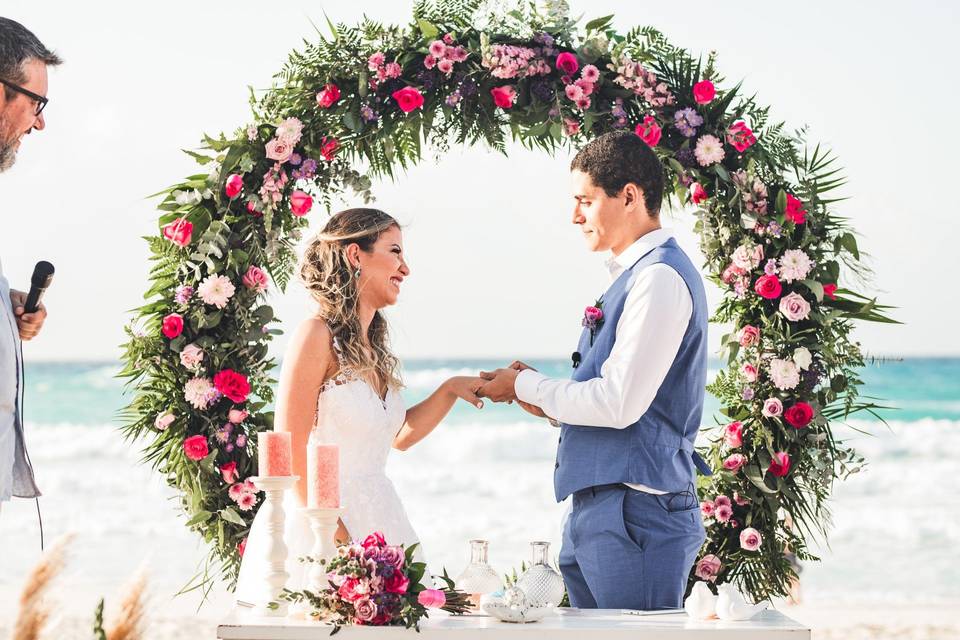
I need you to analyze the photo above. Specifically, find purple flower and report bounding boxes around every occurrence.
[235,433,247,448]
[764,259,778,276]
[288,152,302,166]
[225,443,235,453]
[378,544,405,569]
[174,285,194,305]
[674,108,704,138]
[215,425,231,444]
[445,90,462,107]
[675,147,698,168]
[530,78,555,103]
[459,77,478,97]
[767,220,783,238]
[742,387,755,401]
[533,32,555,46]
[360,104,379,123]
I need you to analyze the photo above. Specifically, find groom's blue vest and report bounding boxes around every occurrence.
[554,237,712,501]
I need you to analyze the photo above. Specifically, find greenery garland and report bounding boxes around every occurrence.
[119,0,895,601]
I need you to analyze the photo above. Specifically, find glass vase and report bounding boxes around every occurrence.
[516,541,565,606]
[455,539,502,608]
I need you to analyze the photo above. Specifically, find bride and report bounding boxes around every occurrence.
[236,208,484,599]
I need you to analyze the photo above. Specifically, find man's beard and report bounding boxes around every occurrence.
[0,116,17,172]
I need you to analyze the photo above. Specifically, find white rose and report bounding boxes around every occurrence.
[793,347,812,371]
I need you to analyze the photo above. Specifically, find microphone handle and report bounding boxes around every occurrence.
[24,286,46,314]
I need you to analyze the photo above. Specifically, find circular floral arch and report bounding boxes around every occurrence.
[120,0,894,601]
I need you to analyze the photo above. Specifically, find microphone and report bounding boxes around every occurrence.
[571,351,581,369]
[24,261,54,314]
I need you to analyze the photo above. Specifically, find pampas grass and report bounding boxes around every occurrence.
[104,569,148,640]
[9,533,73,640]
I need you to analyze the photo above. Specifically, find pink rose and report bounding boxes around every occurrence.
[246,202,262,218]
[695,554,722,582]
[183,435,209,461]
[722,263,746,285]
[490,85,517,109]
[738,325,760,348]
[690,182,708,205]
[726,121,757,152]
[762,398,784,417]
[154,412,175,431]
[724,421,743,448]
[723,453,747,472]
[213,369,251,403]
[384,572,410,595]
[320,136,339,162]
[563,118,581,136]
[555,52,579,75]
[289,190,313,216]
[179,343,204,369]
[583,306,603,325]
[714,495,732,508]
[265,138,293,164]
[768,451,791,477]
[220,461,238,484]
[754,274,783,300]
[242,266,269,293]
[715,504,733,522]
[741,363,758,383]
[785,194,807,225]
[693,80,716,104]
[228,408,249,424]
[162,313,184,339]
[733,491,751,506]
[418,589,447,609]
[779,292,811,322]
[225,174,244,199]
[784,402,815,429]
[362,531,387,549]
[635,115,662,147]
[700,500,715,517]
[740,527,763,551]
[392,87,425,113]
[316,83,341,108]
[823,283,838,300]
[353,597,377,623]
[338,577,366,603]
[162,218,193,247]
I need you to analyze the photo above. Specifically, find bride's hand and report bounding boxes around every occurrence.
[444,376,485,409]
[517,399,548,419]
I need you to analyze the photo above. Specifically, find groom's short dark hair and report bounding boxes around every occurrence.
[571,131,664,217]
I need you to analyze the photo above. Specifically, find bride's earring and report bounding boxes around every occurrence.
[354,266,361,278]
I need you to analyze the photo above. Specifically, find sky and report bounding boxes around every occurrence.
[2,0,958,361]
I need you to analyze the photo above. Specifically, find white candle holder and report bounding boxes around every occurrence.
[249,475,299,618]
[301,506,344,594]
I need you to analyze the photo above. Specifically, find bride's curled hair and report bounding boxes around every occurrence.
[299,208,402,390]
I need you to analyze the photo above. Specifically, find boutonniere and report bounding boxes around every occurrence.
[582,298,604,347]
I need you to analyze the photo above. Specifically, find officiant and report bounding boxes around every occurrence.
[0,17,58,512]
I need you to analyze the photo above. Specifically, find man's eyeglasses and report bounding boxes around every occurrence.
[0,79,48,116]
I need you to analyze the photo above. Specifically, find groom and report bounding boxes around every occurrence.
[478,131,712,610]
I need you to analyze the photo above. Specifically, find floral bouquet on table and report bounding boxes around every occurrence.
[282,531,470,632]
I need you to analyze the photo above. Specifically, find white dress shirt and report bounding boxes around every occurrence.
[0,256,18,501]
[515,228,693,494]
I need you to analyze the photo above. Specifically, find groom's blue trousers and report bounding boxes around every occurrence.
[559,484,706,610]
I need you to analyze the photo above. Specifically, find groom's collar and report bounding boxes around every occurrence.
[605,228,675,278]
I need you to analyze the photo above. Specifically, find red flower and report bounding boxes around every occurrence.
[338,577,365,602]
[214,369,251,403]
[320,136,339,162]
[162,313,184,339]
[784,402,815,429]
[289,190,313,217]
[362,531,386,549]
[754,274,783,300]
[785,194,807,224]
[555,52,580,75]
[246,201,262,218]
[391,86,424,113]
[634,116,662,147]
[823,283,838,300]
[183,435,209,461]
[490,85,517,109]
[726,121,757,152]
[225,174,244,199]
[768,451,791,477]
[384,571,410,594]
[316,83,341,108]
[690,182,708,205]
[237,537,247,558]
[693,80,716,104]
[162,218,193,247]
[220,461,239,484]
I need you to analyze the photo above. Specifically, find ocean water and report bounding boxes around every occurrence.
[0,357,957,621]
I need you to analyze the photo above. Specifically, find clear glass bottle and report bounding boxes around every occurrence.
[455,539,502,608]
[516,541,566,606]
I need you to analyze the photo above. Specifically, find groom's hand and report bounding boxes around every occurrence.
[477,368,519,403]
[10,290,47,341]
[509,360,537,372]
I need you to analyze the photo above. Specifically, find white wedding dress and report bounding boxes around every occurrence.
[235,338,425,602]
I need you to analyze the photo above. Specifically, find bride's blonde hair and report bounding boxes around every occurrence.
[299,208,402,390]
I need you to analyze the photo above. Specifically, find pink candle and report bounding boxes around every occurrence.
[307,443,340,508]
[258,431,292,476]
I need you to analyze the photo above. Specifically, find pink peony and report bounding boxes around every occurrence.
[418,589,447,608]
[490,85,517,109]
[162,313,184,339]
[220,461,238,484]
[289,190,313,216]
[726,121,757,152]
[265,138,293,164]
[741,362,758,383]
[768,451,791,477]
[154,412,175,431]
[162,218,193,247]
[228,408,248,424]
[695,554,722,582]
[690,182,708,205]
[242,265,269,292]
[700,500,716,517]
[225,174,244,199]
[740,527,763,551]
[784,402,815,429]
[739,325,760,348]
[183,435,209,461]
[724,421,744,448]
[213,369,251,404]
[723,453,747,472]
[635,116,662,147]
[555,52,579,75]
[316,83,341,108]
[338,577,367,603]
[693,80,716,104]
[715,504,733,522]
[754,274,783,300]
[762,397,784,417]
[392,87,425,113]
[362,532,386,549]
[779,292,811,322]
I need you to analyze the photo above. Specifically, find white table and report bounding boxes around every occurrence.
[218,608,810,639]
